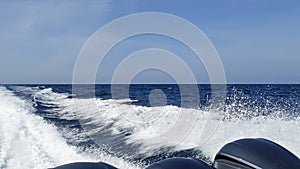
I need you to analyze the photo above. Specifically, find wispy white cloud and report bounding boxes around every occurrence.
[2,1,111,36]
[0,0,112,83]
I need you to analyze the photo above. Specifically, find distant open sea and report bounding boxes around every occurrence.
[0,84,299,169]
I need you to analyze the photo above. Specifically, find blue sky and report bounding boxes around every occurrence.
[0,0,299,84]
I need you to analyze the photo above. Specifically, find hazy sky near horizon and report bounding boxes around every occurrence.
[0,0,299,84]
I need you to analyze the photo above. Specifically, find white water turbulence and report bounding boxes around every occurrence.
[0,87,141,169]
[195,115,300,159]
[73,98,300,160]
[32,87,300,162]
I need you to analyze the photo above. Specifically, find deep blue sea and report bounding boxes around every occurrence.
[0,84,299,169]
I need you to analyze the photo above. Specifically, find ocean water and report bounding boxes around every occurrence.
[0,84,299,169]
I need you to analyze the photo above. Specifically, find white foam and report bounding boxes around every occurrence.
[0,87,141,169]
[27,86,300,161]
[189,116,300,159]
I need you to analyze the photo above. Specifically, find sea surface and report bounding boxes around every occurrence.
[0,84,299,169]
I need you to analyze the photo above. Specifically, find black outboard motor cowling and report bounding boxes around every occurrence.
[51,138,300,169]
[213,138,300,169]
[50,162,117,169]
[146,157,212,169]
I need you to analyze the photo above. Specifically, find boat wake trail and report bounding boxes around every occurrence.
[0,86,141,169]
